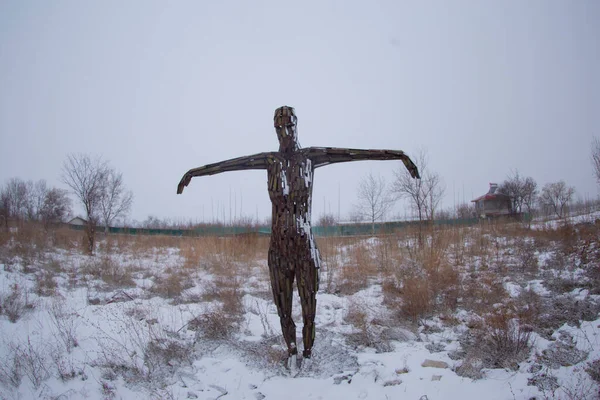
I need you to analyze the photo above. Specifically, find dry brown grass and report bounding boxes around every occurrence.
[35,271,58,296]
[0,283,35,323]
[381,227,462,322]
[49,226,81,250]
[190,275,245,340]
[81,256,136,289]
[316,236,356,294]
[176,234,268,271]
[344,298,382,350]
[457,307,533,376]
[337,242,378,294]
[396,273,432,322]
[462,271,507,313]
[149,267,194,300]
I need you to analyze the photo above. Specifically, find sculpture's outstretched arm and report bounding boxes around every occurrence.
[303,147,420,179]
[177,152,274,194]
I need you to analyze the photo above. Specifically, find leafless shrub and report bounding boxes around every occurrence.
[8,336,51,389]
[192,276,244,341]
[93,313,192,385]
[512,288,543,328]
[383,233,460,322]
[344,299,391,352]
[48,300,79,353]
[144,336,193,373]
[246,300,275,338]
[189,306,241,341]
[372,235,400,275]
[316,235,345,294]
[179,239,202,269]
[49,343,84,382]
[398,273,432,322]
[338,242,376,294]
[0,348,22,388]
[543,272,582,294]
[0,283,35,323]
[514,237,539,275]
[35,270,57,296]
[101,380,116,399]
[149,268,194,300]
[454,356,484,380]
[539,331,588,369]
[559,367,599,400]
[586,359,600,384]
[462,272,507,314]
[543,248,569,272]
[457,309,532,376]
[527,372,560,395]
[323,249,341,294]
[82,256,135,289]
[537,295,600,339]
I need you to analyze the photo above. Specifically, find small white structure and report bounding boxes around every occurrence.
[67,217,87,226]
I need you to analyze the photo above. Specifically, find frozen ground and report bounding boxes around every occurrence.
[0,221,599,399]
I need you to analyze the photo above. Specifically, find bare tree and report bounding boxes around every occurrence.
[353,173,394,235]
[521,177,538,227]
[3,178,29,222]
[39,188,71,229]
[61,154,134,252]
[500,170,538,226]
[424,171,444,222]
[456,202,475,219]
[539,181,575,219]
[592,137,600,186]
[21,179,50,222]
[392,150,445,222]
[61,154,109,254]
[0,178,71,229]
[500,170,527,214]
[317,213,337,227]
[0,187,9,230]
[99,170,133,231]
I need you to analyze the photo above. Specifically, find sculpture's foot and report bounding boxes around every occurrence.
[286,343,299,372]
[288,343,298,357]
[287,353,299,373]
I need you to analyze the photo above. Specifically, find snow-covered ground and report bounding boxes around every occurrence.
[0,222,599,399]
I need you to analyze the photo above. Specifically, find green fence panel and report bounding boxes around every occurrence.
[69,217,479,238]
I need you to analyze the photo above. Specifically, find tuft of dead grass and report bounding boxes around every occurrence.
[35,271,58,296]
[383,229,461,322]
[337,242,378,295]
[455,307,532,378]
[81,256,136,289]
[0,283,35,323]
[344,298,392,352]
[149,267,194,300]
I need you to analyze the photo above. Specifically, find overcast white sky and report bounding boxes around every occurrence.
[1,1,599,224]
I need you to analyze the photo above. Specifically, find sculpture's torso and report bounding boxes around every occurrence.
[267,152,314,237]
[267,151,320,267]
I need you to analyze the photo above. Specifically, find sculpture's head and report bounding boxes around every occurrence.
[274,106,298,151]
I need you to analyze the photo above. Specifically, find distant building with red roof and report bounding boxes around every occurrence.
[471,183,512,218]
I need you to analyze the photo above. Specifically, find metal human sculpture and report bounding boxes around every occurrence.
[177,106,420,361]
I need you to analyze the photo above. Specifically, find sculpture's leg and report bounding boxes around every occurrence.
[296,247,319,358]
[268,247,297,355]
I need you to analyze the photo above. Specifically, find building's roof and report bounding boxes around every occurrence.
[471,183,511,203]
[67,216,87,224]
